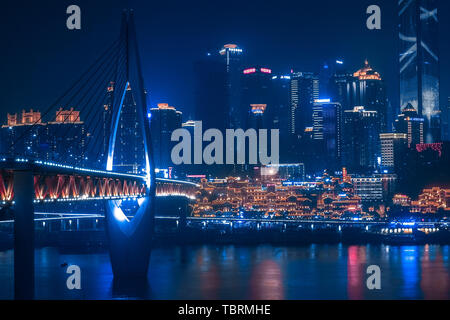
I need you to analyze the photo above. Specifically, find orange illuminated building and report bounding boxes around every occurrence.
[353,60,382,81]
[4,109,42,127]
[53,108,82,124]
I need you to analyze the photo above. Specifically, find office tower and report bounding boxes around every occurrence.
[329,72,358,111]
[240,67,273,129]
[394,103,424,147]
[194,54,228,130]
[399,0,440,142]
[312,100,342,167]
[1,109,47,159]
[106,83,145,174]
[443,97,450,141]
[342,106,380,172]
[149,103,182,169]
[353,60,387,131]
[270,74,291,137]
[380,133,408,172]
[289,71,319,135]
[219,44,244,129]
[194,44,243,131]
[319,59,346,98]
[47,108,85,165]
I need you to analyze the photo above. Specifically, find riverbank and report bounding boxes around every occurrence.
[1,226,449,252]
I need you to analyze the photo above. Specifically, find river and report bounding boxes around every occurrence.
[0,244,449,299]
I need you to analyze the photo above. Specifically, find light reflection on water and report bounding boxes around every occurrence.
[0,244,449,300]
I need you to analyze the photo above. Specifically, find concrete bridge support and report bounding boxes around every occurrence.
[13,170,34,300]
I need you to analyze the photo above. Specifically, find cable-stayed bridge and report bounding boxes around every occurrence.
[0,10,198,299]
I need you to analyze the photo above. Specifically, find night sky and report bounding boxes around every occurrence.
[1,0,449,122]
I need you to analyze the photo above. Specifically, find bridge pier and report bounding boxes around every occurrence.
[13,170,34,300]
[105,198,154,278]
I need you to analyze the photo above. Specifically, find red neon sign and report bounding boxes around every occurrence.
[260,68,272,74]
[243,68,256,74]
[416,143,443,157]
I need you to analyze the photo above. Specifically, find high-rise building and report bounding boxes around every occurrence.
[194,54,228,130]
[1,109,46,159]
[240,67,273,129]
[149,103,182,169]
[106,83,145,174]
[380,133,408,172]
[270,74,291,139]
[319,59,346,98]
[219,44,244,129]
[353,60,387,131]
[194,44,243,131]
[399,0,440,143]
[329,72,358,111]
[1,108,85,164]
[394,103,424,147]
[342,106,380,172]
[443,96,450,141]
[312,100,342,166]
[47,108,85,165]
[289,72,319,135]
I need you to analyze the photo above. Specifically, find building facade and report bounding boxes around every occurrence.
[149,103,182,169]
[399,0,440,142]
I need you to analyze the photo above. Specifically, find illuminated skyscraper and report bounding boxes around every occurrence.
[443,97,450,141]
[105,83,145,174]
[342,106,380,172]
[399,0,440,142]
[353,60,387,132]
[312,100,342,167]
[270,74,291,138]
[240,67,273,129]
[394,104,424,147]
[194,54,227,130]
[149,103,182,169]
[380,133,408,172]
[289,71,319,135]
[219,44,244,129]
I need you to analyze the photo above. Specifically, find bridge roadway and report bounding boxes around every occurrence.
[0,158,198,203]
[0,213,445,228]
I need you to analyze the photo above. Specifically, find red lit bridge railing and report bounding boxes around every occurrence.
[0,159,198,203]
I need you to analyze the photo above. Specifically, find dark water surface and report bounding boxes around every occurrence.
[0,244,449,299]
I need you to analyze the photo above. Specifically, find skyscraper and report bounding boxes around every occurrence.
[312,100,342,168]
[443,96,450,141]
[329,72,358,111]
[399,0,440,142]
[149,103,182,169]
[105,83,145,174]
[380,133,408,172]
[240,67,273,129]
[353,60,387,132]
[194,44,243,131]
[194,55,228,131]
[342,106,380,172]
[219,44,244,129]
[394,103,424,147]
[270,74,291,138]
[289,72,319,136]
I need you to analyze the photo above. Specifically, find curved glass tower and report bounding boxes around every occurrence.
[399,0,440,143]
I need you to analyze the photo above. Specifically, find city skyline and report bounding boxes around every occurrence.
[1,0,449,126]
[0,2,449,303]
